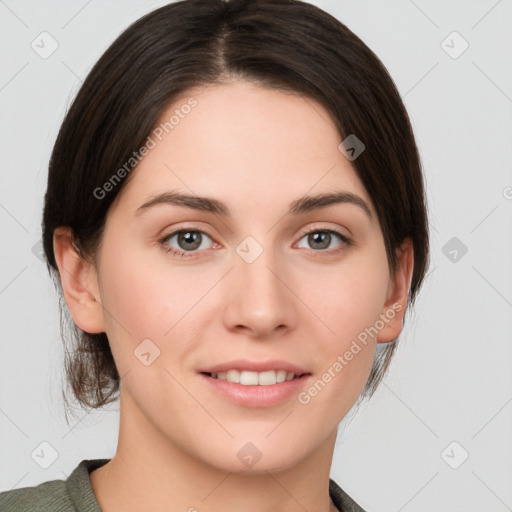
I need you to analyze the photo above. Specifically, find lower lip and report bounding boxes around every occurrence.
[199,373,311,408]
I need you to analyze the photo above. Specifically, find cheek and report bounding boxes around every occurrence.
[300,250,390,408]
[96,241,217,365]
[311,252,390,345]
[95,243,180,347]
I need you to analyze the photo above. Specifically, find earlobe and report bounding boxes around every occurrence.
[53,227,105,334]
[376,238,414,343]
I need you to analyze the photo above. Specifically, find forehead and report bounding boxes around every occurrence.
[111,80,375,219]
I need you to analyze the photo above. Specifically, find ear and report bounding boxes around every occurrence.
[53,226,106,334]
[376,238,414,343]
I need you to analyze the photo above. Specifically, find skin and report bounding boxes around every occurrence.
[54,80,413,512]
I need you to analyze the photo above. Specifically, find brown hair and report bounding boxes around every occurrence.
[42,0,429,417]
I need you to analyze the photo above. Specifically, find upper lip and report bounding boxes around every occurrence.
[198,359,310,375]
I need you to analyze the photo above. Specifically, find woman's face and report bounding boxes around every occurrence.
[79,80,408,473]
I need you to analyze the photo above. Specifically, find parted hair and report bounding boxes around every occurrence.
[42,0,429,417]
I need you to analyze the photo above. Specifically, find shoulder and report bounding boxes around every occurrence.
[0,478,73,512]
[329,477,367,512]
[0,458,110,512]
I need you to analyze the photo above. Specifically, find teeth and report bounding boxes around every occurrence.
[257,371,277,386]
[240,371,259,385]
[226,369,240,383]
[209,369,300,385]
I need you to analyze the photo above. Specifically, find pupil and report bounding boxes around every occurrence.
[310,232,330,250]
[179,231,201,250]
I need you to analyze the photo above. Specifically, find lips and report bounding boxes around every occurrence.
[198,360,312,406]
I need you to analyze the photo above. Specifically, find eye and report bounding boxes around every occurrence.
[159,229,215,257]
[295,228,351,254]
[159,226,352,258]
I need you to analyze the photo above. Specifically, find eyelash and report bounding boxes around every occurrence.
[158,226,352,258]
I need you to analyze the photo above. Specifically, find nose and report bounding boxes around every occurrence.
[222,243,297,340]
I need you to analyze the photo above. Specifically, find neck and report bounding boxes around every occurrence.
[90,390,339,512]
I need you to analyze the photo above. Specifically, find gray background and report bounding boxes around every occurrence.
[0,0,511,510]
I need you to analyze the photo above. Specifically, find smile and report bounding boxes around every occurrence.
[203,369,302,385]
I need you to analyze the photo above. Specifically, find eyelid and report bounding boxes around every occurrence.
[296,224,352,243]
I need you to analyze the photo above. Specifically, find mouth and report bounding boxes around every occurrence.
[197,360,312,407]
[201,369,308,386]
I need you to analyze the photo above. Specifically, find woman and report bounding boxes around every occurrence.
[0,0,429,510]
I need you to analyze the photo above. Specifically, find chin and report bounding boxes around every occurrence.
[198,436,311,475]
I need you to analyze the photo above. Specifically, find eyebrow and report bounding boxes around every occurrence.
[135,191,372,219]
